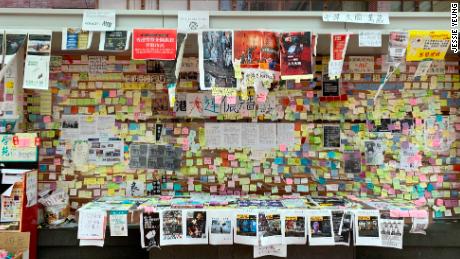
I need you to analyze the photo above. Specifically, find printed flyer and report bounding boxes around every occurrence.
[132,29,177,60]
[406,30,451,61]
[279,31,312,80]
[208,210,234,245]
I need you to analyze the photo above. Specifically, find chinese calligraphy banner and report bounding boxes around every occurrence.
[132,29,177,60]
[0,133,38,162]
[406,30,451,61]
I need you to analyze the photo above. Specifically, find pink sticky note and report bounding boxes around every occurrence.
[415,118,422,126]
[307,91,314,98]
[409,98,417,105]
[210,186,217,193]
[227,154,236,161]
[43,116,51,123]
[182,127,189,135]
[437,175,444,183]
[204,157,212,165]
[279,144,287,152]
[455,123,460,131]
[414,197,427,206]
[436,199,444,206]
[227,96,237,105]
[399,210,410,217]
[286,178,293,185]
[419,175,427,182]
[230,161,238,167]
[18,138,31,147]
[109,90,117,97]
[414,210,429,218]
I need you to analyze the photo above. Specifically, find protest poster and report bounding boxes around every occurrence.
[62,28,92,50]
[99,31,130,51]
[234,31,262,69]
[132,29,177,60]
[279,31,312,80]
[23,31,52,90]
[406,30,451,61]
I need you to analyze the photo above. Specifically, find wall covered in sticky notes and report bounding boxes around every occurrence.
[22,54,460,217]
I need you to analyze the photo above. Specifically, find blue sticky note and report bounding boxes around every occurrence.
[274,157,284,165]
[319,177,326,185]
[173,183,182,191]
[327,151,336,159]
[427,183,434,192]
[351,125,360,133]
[436,115,443,122]
[434,210,443,218]
[367,183,374,190]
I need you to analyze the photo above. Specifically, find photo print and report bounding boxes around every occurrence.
[354,210,382,246]
[343,151,362,175]
[380,218,404,249]
[308,210,334,246]
[323,125,341,148]
[258,212,282,246]
[364,139,385,165]
[279,31,312,80]
[234,30,262,68]
[185,210,208,244]
[261,31,280,71]
[282,211,307,245]
[234,211,258,245]
[199,30,236,90]
[332,210,352,246]
[140,211,160,249]
[208,210,234,245]
[160,210,184,246]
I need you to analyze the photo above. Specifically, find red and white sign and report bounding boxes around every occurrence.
[331,34,349,61]
[132,29,177,60]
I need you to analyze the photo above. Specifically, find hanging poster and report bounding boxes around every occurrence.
[388,31,408,63]
[279,31,312,80]
[77,209,106,240]
[260,31,280,71]
[308,210,334,246]
[3,31,27,66]
[109,210,128,236]
[354,210,382,246]
[208,210,234,245]
[160,210,184,246]
[406,30,451,61]
[258,211,282,246]
[234,210,258,246]
[99,31,131,51]
[329,34,349,79]
[424,116,453,152]
[62,28,92,50]
[140,210,160,249]
[322,12,389,24]
[234,31,262,69]
[199,30,236,90]
[282,210,307,245]
[23,32,52,90]
[178,11,209,33]
[185,210,208,244]
[332,210,352,246]
[132,29,177,60]
[364,139,385,165]
[323,125,341,148]
[380,218,404,249]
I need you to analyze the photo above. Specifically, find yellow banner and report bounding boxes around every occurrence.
[406,30,451,61]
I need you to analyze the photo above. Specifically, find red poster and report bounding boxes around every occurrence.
[279,32,312,77]
[234,31,262,68]
[331,34,348,61]
[132,29,177,60]
[260,31,280,71]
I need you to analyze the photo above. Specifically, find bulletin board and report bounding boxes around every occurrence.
[22,53,460,217]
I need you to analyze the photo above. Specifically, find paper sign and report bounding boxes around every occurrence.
[323,12,389,24]
[359,31,382,47]
[254,244,287,258]
[82,10,116,31]
[132,29,177,60]
[141,211,160,249]
[23,32,52,90]
[99,31,131,51]
[0,232,30,253]
[109,210,128,236]
[354,210,382,246]
[26,170,37,207]
[380,218,403,249]
[77,209,106,240]
[178,11,209,33]
[62,28,92,50]
[208,210,234,245]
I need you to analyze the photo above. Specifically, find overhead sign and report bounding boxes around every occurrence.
[82,10,116,31]
[178,11,209,33]
[322,12,390,24]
